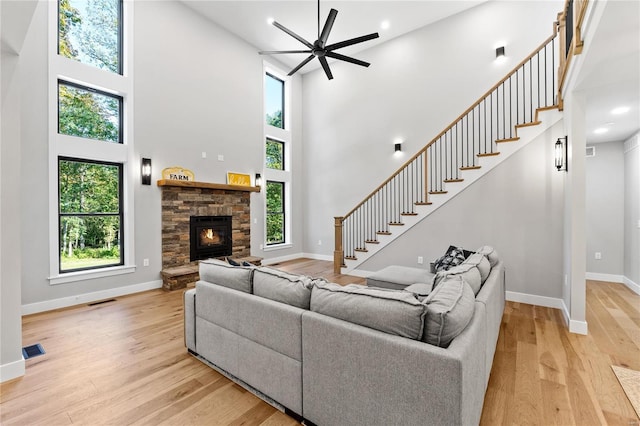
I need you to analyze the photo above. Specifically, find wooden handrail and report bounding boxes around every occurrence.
[342,24,559,221]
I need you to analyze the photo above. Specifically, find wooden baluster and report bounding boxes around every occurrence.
[334,216,344,273]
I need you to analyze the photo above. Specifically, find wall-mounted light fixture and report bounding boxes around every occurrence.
[255,173,263,187]
[394,143,402,153]
[141,158,152,185]
[555,136,568,171]
[496,46,505,59]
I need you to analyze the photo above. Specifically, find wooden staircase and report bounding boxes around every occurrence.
[334,25,564,274]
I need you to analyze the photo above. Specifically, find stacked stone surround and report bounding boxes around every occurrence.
[161,186,251,269]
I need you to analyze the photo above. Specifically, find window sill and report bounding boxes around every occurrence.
[49,265,136,285]
[263,243,293,252]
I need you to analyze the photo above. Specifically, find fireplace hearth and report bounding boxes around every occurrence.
[190,215,232,261]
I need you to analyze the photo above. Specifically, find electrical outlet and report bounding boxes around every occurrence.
[143,258,149,267]
[318,240,322,246]
[564,275,568,287]
[217,154,224,161]
[202,152,207,158]
[253,218,257,224]
[595,252,602,260]
[637,219,640,229]
[417,256,424,265]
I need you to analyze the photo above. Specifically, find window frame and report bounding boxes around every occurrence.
[265,72,285,130]
[57,79,124,144]
[265,181,286,246]
[57,0,124,75]
[48,0,135,285]
[58,157,124,273]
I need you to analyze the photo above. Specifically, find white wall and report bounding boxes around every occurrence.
[361,122,566,299]
[301,0,563,260]
[585,142,625,276]
[16,0,304,309]
[624,132,640,287]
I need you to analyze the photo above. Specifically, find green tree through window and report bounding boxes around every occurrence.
[59,158,123,272]
[266,181,285,245]
[266,139,284,170]
[265,74,284,128]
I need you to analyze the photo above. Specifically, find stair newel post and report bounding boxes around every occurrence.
[334,216,344,273]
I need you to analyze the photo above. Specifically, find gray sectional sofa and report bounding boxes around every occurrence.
[184,247,505,426]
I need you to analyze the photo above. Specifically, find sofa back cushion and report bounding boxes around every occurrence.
[433,263,482,295]
[476,246,500,268]
[462,253,491,284]
[253,267,316,309]
[310,282,427,340]
[423,275,475,348]
[199,259,254,293]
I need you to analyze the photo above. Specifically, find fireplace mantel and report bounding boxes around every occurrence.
[157,179,260,192]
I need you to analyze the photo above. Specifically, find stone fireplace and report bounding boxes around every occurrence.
[159,180,258,271]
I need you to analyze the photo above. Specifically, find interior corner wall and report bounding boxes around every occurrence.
[1,49,25,380]
[624,132,640,286]
[18,0,304,309]
[360,122,566,299]
[585,141,625,276]
[301,0,563,259]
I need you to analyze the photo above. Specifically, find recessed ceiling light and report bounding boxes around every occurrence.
[594,128,608,134]
[611,106,630,115]
[381,20,390,30]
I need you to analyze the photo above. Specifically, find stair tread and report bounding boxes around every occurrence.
[376,231,392,235]
[444,178,464,183]
[516,121,542,128]
[496,137,520,143]
[460,165,481,170]
[365,240,380,244]
[354,248,368,252]
[388,222,405,226]
[415,201,433,205]
[345,256,357,260]
[477,152,500,157]
[401,212,418,216]
[429,190,448,194]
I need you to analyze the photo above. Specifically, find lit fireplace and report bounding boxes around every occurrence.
[190,216,232,261]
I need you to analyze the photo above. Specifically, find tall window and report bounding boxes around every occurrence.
[58,0,123,74]
[59,158,123,272]
[266,181,285,245]
[264,66,291,248]
[49,0,132,283]
[265,73,284,129]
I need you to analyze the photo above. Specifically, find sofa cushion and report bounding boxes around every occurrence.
[433,246,467,272]
[404,282,433,298]
[433,263,482,295]
[199,259,253,293]
[463,253,491,284]
[366,265,433,290]
[253,267,316,309]
[476,245,500,268]
[423,275,475,348]
[311,282,427,340]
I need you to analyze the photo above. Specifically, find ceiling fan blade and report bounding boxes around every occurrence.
[272,21,314,49]
[325,52,370,67]
[326,32,380,52]
[259,50,312,55]
[319,9,338,47]
[288,54,315,76]
[319,56,334,80]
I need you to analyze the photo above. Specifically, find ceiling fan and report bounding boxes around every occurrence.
[259,0,380,80]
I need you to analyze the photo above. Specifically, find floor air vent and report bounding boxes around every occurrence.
[22,343,45,359]
[88,298,116,306]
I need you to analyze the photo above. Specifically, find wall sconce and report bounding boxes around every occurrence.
[495,46,505,58]
[141,158,152,185]
[394,143,402,153]
[255,173,263,187]
[555,136,568,171]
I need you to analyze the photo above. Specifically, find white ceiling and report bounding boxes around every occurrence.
[183,0,639,145]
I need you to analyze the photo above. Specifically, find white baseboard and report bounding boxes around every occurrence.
[586,272,624,283]
[261,252,333,266]
[0,357,25,383]
[505,291,564,309]
[302,252,333,262]
[623,276,640,295]
[558,300,588,335]
[21,280,163,316]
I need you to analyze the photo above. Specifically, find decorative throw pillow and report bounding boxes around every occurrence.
[447,245,475,259]
[242,261,252,267]
[433,246,467,272]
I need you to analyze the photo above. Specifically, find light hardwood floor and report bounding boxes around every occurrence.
[1,259,638,425]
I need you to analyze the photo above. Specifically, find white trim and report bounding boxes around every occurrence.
[262,242,293,252]
[505,290,565,309]
[22,280,162,316]
[48,265,136,285]
[0,358,25,383]
[585,272,624,283]
[559,299,588,335]
[301,252,333,262]
[623,276,640,295]
[261,252,305,266]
